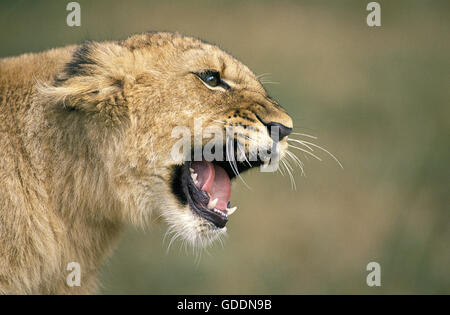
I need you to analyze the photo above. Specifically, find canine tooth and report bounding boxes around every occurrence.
[208,198,218,209]
[189,168,194,173]
[227,206,237,215]
[191,173,198,181]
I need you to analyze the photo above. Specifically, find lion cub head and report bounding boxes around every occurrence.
[39,32,293,248]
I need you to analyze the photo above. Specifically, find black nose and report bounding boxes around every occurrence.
[265,122,292,141]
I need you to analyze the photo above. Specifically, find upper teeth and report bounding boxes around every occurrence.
[190,170,199,185]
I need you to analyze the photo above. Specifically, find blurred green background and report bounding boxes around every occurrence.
[1,0,448,294]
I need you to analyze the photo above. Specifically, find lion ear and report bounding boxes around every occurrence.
[36,76,128,113]
[37,42,133,115]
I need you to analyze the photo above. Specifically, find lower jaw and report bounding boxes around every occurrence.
[171,156,264,229]
[184,163,229,228]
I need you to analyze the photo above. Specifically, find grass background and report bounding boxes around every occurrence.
[0,0,448,294]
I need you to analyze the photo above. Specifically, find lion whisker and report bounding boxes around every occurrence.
[288,138,315,152]
[256,72,272,80]
[226,137,251,189]
[290,132,318,139]
[288,144,323,161]
[285,150,305,176]
[295,140,343,169]
[281,159,296,190]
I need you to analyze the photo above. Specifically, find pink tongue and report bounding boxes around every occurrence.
[191,161,231,210]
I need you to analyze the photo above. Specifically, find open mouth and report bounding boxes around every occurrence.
[171,156,263,229]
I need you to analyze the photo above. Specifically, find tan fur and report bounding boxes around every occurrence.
[0,32,292,294]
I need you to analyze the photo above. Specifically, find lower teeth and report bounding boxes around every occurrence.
[208,198,218,209]
[213,208,226,217]
[211,206,238,217]
[227,206,237,215]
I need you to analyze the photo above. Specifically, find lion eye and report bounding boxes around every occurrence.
[201,71,219,87]
[197,70,229,90]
